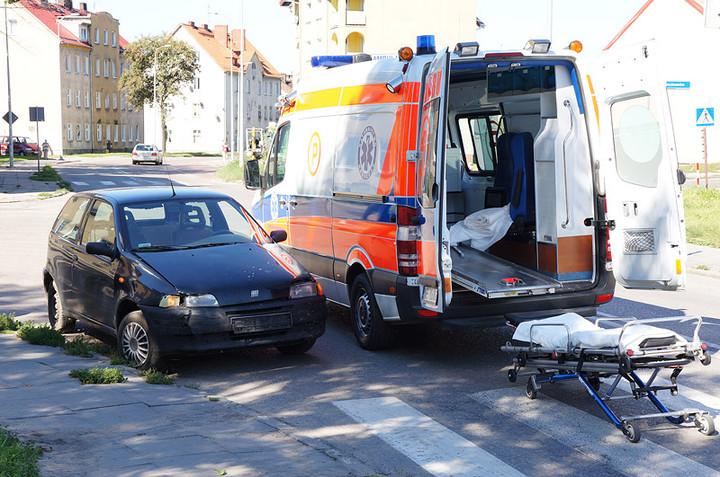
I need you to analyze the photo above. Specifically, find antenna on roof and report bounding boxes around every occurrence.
[163,154,176,197]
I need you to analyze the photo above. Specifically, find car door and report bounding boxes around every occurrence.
[416,48,452,311]
[74,199,120,325]
[597,41,687,290]
[260,123,293,241]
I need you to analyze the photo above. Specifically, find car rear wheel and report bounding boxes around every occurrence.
[118,311,162,370]
[350,274,395,350]
[276,339,316,355]
[47,281,76,333]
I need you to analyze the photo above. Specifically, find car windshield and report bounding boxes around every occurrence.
[123,198,265,251]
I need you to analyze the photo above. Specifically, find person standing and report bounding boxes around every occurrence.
[41,139,53,159]
[221,139,229,164]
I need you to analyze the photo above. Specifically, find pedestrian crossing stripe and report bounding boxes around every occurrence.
[696,108,715,127]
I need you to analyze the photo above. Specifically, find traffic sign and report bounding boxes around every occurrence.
[2,111,18,124]
[696,108,715,127]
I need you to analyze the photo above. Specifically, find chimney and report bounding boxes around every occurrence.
[63,0,73,10]
[188,21,195,28]
[214,24,228,48]
[79,2,87,10]
[201,24,209,31]
[232,29,245,51]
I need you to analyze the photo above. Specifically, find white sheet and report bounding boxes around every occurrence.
[512,313,686,351]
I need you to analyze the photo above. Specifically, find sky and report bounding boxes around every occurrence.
[89,0,648,74]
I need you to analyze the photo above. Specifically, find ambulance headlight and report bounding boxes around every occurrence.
[386,75,404,94]
[524,39,551,54]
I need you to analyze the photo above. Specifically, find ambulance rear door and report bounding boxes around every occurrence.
[597,41,687,290]
[416,48,452,311]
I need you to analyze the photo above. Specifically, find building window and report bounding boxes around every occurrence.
[95,59,100,77]
[85,91,90,108]
[76,124,82,142]
[192,103,201,118]
[75,55,80,73]
[104,60,109,78]
[106,124,111,142]
[80,27,88,42]
[103,30,108,45]
[345,32,364,53]
[112,61,117,79]
[120,94,125,110]
[8,19,17,35]
[112,94,117,110]
[111,31,117,47]
[67,124,73,141]
[193,129,201,143]
[84,57,89,75]
[193,76,201,89]
[104,94,109,109]
[95,92,101,109]
[65,56,71,72]
[114,125,119,142]
[85,124,91,141]
[76,90,81,107]
[94,27,99,44]
[122,125,126,141]
[97,124,102,142]
[66,89,72,106]
[135,125,140,142]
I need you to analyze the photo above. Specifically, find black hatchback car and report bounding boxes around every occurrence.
[44,187,326,369]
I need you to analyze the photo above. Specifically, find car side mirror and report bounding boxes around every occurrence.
[677,169,686,185]
[86,241,119,260]
[244,159,263,190]
[270,229,287,243]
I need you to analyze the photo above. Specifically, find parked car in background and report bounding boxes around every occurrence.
[43,187,327,369]
[131,144,163,165]
[0,136,39,156]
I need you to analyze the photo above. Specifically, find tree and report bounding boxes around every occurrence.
[119,35,199,153]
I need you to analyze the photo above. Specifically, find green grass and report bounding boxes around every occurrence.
[27,164,72,193]
[680,162,720,175]
[0,426,42,477]
[16,323,65,347]
[139,368,176,385]
[684,187,720,248]
[0,313,21,333]
[68,366,126,384]
[216,159,245,182]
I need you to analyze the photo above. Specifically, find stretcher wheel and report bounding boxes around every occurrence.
[695,414,715,436]
[525,379,537,400]
[622,420,641,443]
[700,351,712,366]
[508,369,517,383]
[620,355,632,373]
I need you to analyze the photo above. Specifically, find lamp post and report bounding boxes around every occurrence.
[4,2,14,168]
[209,12,234,162]
[238,1,244,167]
[153,43,171,146]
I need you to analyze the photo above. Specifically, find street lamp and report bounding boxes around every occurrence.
[209,12,234,162]
[153,43,171,146]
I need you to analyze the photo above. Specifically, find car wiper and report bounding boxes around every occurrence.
[183,241,245,250]
[131,245,189,252]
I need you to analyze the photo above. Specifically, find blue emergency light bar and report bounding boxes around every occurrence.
[417,35,436,55]
[311,54,372,68]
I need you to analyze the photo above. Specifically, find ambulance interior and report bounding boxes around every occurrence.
[444,61,597,299]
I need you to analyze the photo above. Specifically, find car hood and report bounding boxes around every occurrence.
[135,242,310,306]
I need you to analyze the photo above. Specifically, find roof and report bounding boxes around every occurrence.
[82,187,233,205]
[18,0,91,49]
[604,0,704,50]
[173,22,283,77]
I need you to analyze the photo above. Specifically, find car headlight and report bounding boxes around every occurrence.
[160,294,219,308]
[289,282,319,299]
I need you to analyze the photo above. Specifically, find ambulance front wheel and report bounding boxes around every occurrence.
[350,274,395,350]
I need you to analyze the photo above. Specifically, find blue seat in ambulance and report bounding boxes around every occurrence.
[484,132,514,208]
[508,132,535,222]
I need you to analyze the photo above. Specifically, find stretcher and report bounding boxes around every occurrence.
[501,313,715,443]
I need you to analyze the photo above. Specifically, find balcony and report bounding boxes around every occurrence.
[346,10,366,26]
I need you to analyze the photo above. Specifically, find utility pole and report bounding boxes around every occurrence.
[4,1,15,168]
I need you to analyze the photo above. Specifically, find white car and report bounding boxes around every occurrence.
[131,144,163,165]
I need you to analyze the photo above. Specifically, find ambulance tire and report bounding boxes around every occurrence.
[350,274,395,350]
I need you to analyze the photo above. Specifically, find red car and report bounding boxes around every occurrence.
[0,136,39,156]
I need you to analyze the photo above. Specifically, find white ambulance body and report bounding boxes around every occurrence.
[245,37,687,350]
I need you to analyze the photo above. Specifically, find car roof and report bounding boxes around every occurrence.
[79,187,234,206]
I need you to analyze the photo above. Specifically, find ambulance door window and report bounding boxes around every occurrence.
[267,124,290,187]
[420,98,441,208]
[456,115,499,175]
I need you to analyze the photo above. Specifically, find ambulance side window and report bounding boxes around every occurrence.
[267,124,290,187]
[456,115,500,175]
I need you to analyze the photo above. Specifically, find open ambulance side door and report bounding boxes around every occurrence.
[597,41,687,290]
[416,48,452,311]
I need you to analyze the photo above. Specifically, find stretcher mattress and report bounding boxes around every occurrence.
[512,313,686,351]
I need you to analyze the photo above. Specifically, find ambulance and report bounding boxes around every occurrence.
[244,35,687,350]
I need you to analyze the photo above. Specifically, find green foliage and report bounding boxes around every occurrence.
[17,323,65,347]
[0,426,42,477]
[62,336,93,357]
[216,160,245,182]
[29,165,60,182]
[68,367,126,385]
[0,313,21,332]
[138,368,176,385]
[684,187,720,248]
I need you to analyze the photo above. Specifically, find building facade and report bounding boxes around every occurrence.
[281,0,476,82]
[1,0,142,155]
[158,22,282,155]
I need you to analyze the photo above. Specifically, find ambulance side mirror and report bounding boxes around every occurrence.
[244,159,264,190]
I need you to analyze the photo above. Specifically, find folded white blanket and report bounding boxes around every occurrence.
[512,313,686,351]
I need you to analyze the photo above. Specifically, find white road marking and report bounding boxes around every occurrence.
[99,181,115,186]
[334,396,524,477]
[471,389,720,477]
[72,181,88,186]
[121,181,140,185]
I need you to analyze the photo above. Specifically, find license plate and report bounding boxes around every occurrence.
[421,285,438,306]
[231,313,291,334]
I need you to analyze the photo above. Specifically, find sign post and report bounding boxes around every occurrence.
[29,107,44,173]
[696,108,715,189]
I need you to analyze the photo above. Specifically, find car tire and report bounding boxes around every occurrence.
[350,274,395,350]
[47,281,76,333]
[117,311,163,370]
[276,339,316,355]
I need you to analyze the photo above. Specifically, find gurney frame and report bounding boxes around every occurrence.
[501,315,715,443]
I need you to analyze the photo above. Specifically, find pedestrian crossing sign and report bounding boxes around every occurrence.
[696,108,715,127]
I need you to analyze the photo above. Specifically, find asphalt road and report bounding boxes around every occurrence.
[1,155,719,477]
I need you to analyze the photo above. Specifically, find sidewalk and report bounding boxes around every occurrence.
[0,334,370,477]
[0,158,65,203]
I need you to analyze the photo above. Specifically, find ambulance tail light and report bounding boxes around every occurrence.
[397,205,420,276]
[603,198,612,264]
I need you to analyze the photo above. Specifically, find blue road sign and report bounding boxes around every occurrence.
[697,108,715,127]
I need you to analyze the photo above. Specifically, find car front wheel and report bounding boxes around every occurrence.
[118,311,162,370]
[47,281,76,333]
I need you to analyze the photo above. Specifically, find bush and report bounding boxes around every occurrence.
[16,323,65,347]
[0,313,21,332]
[0,426,42,477]
[62,336,93,357]
[68,366,126,385]
[139,368,176,385]
[29,165,61,182]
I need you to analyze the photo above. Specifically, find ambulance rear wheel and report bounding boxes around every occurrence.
[350,274,395,350]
